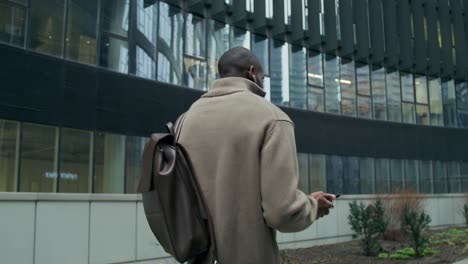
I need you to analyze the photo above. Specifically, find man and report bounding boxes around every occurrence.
[179,47,336,264]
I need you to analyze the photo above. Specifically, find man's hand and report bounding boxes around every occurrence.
[309,192,336,219]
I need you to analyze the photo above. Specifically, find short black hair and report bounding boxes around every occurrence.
[218,47,263,78]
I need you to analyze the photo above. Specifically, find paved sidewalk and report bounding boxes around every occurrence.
[452,258,468,264]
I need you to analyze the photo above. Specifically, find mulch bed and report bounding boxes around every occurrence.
[280,228,468,264]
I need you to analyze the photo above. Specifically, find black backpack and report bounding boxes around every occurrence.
[137,113,217,263]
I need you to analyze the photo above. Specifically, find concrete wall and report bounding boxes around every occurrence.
[0,193,465,264]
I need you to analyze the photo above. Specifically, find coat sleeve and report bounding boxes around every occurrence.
[260,120,318,233]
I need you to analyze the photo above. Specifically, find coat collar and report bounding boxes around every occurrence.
[202,77,266,98]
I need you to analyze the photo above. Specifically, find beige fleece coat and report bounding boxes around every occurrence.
[179,77,318,264]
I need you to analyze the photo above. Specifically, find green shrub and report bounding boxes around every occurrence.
[378,253,389,259]
[422,247,437,256]
[402,206,431,257]
[395,247,416,257]
[348,200,388,256]
[389,253,411,260]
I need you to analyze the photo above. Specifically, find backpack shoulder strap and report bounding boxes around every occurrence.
[173,112,188,142]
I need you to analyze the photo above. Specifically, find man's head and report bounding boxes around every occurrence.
[218,47,265,88]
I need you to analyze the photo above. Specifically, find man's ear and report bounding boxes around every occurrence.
[248,65,256,81]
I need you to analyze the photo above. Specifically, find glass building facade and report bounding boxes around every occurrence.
[0,0,467,194]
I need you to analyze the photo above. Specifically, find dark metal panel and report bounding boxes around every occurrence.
[353,0,370,61]
[186,0,207,16]
[438,0,454,78]
[338,0,354,57]
[209,0,229,23]
[397,0,413,70]
[452,0,467,80]
[283,107,468,161]
[368,0,385,64]
[252,0,267,34]
[323,0,338,53]
[3,44,468,161]
[306,0,322,50]
[96,70,201,135]
[63,62,98,131]
[382,0,398,67]
[290,0,305,44]
[0,44,64,126]
[425,0,440,75]
[412,0,427,74]
[271,0,286,38]
[231,0,247,27]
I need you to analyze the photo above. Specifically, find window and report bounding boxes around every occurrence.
[326,155,343,194]
[461,162,468,192]
[0,1,26,47]
[59,128,92,193]
[357,63,371,96]
[456,82,468,128]
[207,21,230,88]
[246,0,254,12]
[402,103,416,124]
[371,66,387,120]
[343,157,360,194]
[28,0,66,56]
[390,159,404,192]
[289,46,307,110]
[324,56,340,114]
[125,136,147,193]
[99,0,130,73]
[375,159,390,194]
[184,14,206,90]
[230,27,250,49]
[270,40,289,106]
[358,96,372,119]
[94,132,125,193]
[401,71,416,124]
[428,77,444,126]
[340,60,356,117]
[401,73,415,102]
[185,14,205,58]
[101,0,129,36]
[360,158,375,194]
[307,51,323,87]
[415,75,429,104]
[265,0,273,19]
[442,80,457,127]
[263,76,271,101]
[137,0,157,45]
[184,58,207,91]
[136,46,155,79]
[308,87,324,112]
[65,0,98,65]
[0,120,19,192]
[386,70,402,122]
[419,160,433,193]
[447,161,461,193]
[252,34,269,75]
[357,64,372,118]
[100,36,129,73]
[157,2,183,85]
[433,161,447,193]
[298,153,309,193]
[20,123,58,192]
[284,0,291,24]
[405,160,419,192]
[310,154,326,192]
[416,104,430,125]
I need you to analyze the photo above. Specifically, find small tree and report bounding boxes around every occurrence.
[348,200,388,256]
[402,206,431,257]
